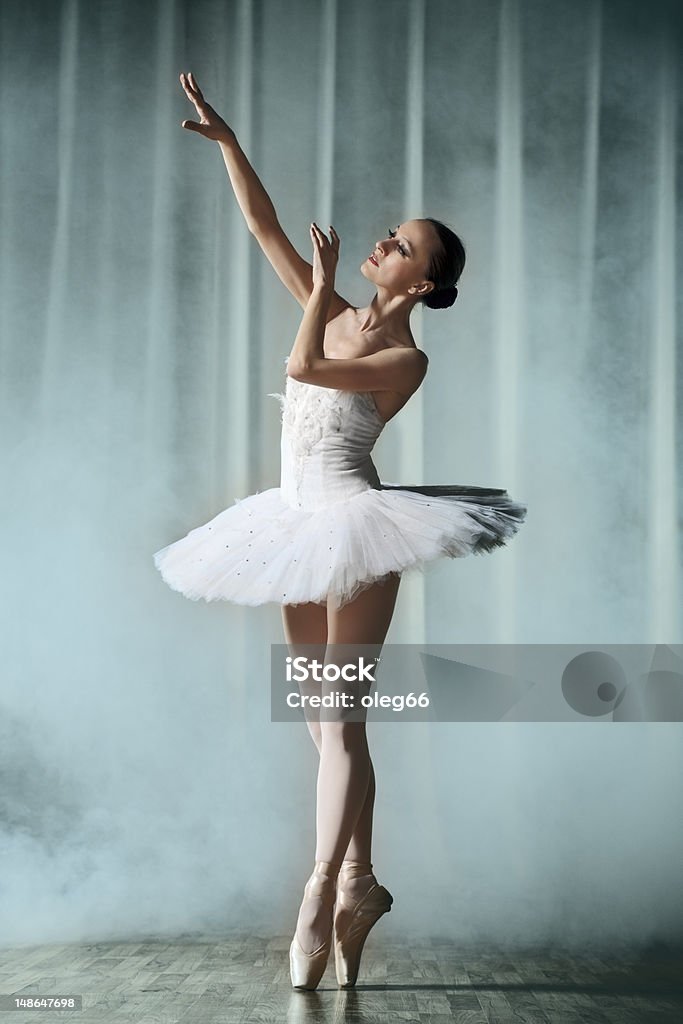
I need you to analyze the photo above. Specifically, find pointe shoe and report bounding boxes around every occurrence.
[333,860,393,988]
[289,860,340,990]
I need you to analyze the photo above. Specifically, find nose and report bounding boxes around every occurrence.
[375,240,386,255]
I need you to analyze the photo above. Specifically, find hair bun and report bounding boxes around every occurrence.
[425,284,458,310]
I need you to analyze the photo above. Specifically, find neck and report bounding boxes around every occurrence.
[357,289,417,335]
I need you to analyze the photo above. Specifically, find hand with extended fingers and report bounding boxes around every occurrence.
[309,223,340,293]
[179,71,234,144]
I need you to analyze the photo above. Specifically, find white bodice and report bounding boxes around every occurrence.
[268,363,386,511]
[155,360,527,608]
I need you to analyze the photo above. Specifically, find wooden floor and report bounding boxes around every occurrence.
[1,936,681,1023]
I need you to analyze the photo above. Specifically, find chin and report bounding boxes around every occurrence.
[360,259,374,281]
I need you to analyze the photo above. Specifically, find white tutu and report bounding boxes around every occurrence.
[153,360,527,609]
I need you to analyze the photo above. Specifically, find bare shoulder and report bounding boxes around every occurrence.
[410,346,429,375]
[366,347,427,423]
[374,345,428,392]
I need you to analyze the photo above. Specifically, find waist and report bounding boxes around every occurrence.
[280,437,380,511]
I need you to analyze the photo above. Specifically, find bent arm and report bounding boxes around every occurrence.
[288,284,331,376]
[217,138,349,315]
[288,310,429,396]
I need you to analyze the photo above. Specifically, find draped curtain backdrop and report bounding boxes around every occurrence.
[2,0,682,949]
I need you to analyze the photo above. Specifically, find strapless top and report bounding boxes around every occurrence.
[268,358,388,512]
[154,356,528,609]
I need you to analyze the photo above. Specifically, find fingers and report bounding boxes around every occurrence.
[188,71,204,100]
[179,71,197,95]
[181,120,205,135]
[310,222,340,248]
[180,74,199,110]
[310,223,327,255]
[179,71,204,109]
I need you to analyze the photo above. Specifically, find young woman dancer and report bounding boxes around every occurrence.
[154,72,527,990]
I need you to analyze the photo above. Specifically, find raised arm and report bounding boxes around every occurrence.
[180,71,349,318]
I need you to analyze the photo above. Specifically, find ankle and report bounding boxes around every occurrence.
[312,859,342,879]
[306,860,342,894]
[339,860,376,886]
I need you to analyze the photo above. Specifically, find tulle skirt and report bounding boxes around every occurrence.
[153,481,527,610]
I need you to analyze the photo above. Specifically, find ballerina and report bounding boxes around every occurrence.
[154,71,527,990]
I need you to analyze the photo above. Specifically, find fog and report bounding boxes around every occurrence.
[1,0,682,951]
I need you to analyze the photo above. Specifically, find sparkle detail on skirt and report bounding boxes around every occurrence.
[153,356,528,608]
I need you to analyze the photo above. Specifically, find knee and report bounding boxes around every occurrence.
[320,720,367,752]
[307,720,322,753]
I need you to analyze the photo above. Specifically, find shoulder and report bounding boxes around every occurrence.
[400,345,428,376]
[411,347,429,372]
[370,345,428,395]
[389,345,428,383]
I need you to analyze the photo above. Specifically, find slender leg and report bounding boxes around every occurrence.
[281,575,400,960]
[344,757,375,863]
[281,600,326,751]
[280,600,380,861]
[315,573,401,866]
[320,574,401,987]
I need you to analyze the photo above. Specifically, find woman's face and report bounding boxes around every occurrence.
[360,218,438,300]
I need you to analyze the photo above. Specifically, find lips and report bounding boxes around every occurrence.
[368,254,379,266]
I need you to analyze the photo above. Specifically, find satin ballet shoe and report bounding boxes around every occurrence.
[333,859,393,988]
[289,860,340,991]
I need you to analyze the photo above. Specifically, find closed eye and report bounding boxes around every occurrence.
[387,227,408,257]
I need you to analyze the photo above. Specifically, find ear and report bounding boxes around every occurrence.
[409,280,435,297]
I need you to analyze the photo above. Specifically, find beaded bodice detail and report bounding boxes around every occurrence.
[270,377,344,460]
[268,359,386,511]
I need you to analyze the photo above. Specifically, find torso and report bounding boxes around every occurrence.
[321,304,423,425]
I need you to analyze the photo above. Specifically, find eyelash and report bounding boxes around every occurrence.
[388,227,407,257]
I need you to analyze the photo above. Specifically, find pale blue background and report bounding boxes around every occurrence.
[1,0,682,951]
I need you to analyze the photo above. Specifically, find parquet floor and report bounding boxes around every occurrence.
[0,936,681,1023]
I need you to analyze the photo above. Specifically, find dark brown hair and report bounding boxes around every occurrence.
[422,218,466,309]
